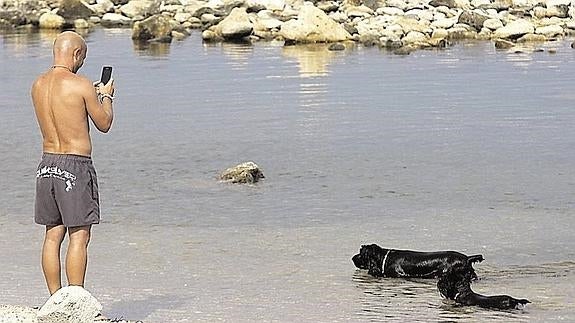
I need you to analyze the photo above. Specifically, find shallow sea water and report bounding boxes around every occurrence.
[1,28,574,322]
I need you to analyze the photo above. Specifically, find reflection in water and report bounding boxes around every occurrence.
[352,271,532,322]
[132,40,171,57]
[220,41,254,70]
[2,29,89,56]
[282,43,338,78]
[297,77,329,141]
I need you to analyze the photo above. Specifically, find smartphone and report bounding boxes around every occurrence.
[100,66,113,84]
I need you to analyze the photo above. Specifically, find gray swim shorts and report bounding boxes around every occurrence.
[35,153,100,227]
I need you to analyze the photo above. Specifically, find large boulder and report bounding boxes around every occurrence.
[492,18,534,39]
[535,24,564,37]
[220,162,265,184]
[39,12,66,29]
[280,3,352,42]
[458,10,490,30]
[120,0,160,18]
[132,14,173,42]
[213,7,253,40]
[37,286,102,323]
[101,12,133,27]
[57,0,95,20]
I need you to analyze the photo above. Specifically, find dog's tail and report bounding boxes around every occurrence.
[518,299,531,304]
[467,255,484,264]
[515,298,531,309]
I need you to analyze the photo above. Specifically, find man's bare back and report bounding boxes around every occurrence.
[31,31,114,157]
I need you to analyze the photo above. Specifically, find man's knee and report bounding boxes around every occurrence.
[68,225,91,246]
[45,225,66,244]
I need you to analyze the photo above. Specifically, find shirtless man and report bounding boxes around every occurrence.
[31,31,115,295]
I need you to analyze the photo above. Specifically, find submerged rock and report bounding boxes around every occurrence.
[220,161,265,184]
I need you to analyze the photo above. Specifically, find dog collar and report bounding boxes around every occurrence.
[382,249,392,275]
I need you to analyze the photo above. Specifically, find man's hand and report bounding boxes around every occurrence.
[96,79,115,97]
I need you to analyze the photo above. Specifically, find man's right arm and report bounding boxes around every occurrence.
[84,78,114,133]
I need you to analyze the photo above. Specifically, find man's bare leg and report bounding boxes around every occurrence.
[66,225,91,287]
[42,225,67,295]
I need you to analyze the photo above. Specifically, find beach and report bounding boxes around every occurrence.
[1,28,575,321]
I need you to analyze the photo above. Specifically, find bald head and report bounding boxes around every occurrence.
[53,31,87,73]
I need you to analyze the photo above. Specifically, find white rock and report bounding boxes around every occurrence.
[37,286,102,323]
[280,3,351,42]
[539,16,563,26]
[433,12,446,20]
[205,0,224,9]
[246,0,285,11]
[120,0,159,18]
[493,18,534,38]
[39,12,65,29]
[101,12,132,25]
[386,0,408,10]
[346,5,374,18]
[431,16,458,28]
[432,28,448,38]
[545,0,571,6]
[174,12,192,22]
[395,16,432,33]
[470,0,490,7]
[0,305,38,323]
[454,0,471,9]
[435,6,458,18]
[402,30,429,43]
[329,11,349,23]
[533,6,547,18]
[217,7,253,39]
[160,4,182,12]
[483,17,503,30]
[376,7,404,15]
[90,0,114,14]
[74,18,90,28]
[535,24,564,36]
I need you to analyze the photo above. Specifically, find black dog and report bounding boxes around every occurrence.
[352,244,484,279]
[437,264,530,310]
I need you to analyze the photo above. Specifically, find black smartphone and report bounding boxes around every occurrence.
[100,66,113,84]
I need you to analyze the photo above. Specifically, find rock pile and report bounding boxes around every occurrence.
[1,0,574,52]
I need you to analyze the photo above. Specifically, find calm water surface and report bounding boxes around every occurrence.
[1,28,574,322]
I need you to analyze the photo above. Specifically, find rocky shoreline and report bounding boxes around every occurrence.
[1,0,574,53]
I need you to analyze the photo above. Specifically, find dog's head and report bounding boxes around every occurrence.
[352,244,385,276]
[437,264,474,300]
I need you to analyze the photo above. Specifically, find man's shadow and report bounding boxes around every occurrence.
[104,294,187,321]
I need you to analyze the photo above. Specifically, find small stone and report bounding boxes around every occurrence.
[328,43,346,51]
[494,38,514,49]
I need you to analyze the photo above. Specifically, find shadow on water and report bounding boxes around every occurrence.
[104,294,188,321]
